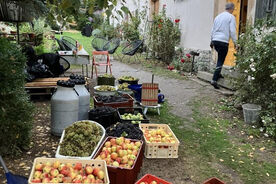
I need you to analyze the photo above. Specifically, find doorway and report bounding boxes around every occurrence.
[224,0,248,67]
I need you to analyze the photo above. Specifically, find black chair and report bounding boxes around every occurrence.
[91,37,109,51]
[55,38,67,51]
[104,38,121,54]
[61,36,77,51]
[121,40,143,62]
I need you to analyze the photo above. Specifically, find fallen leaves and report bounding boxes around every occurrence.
[259,147,265,152]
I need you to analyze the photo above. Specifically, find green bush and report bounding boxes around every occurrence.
[147,6,181,64]
[121,15,141,42]
[0,38,34,156]
[234,19,276,138]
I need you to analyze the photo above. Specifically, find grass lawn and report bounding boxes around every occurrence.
[55,31,188,79]
[147,99,276,184]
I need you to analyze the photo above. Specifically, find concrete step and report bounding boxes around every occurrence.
[197,71,234,90]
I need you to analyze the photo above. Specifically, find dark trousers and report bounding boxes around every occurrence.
[212,41,229,82]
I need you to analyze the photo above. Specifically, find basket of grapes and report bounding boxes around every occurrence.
[94,85,117,96]
[55,120,106,159]
[118,76,139,85]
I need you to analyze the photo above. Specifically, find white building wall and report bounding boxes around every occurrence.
[160,0,214,50]
[111,0,215,51]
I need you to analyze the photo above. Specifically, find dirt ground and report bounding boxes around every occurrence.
[0,60,271,184]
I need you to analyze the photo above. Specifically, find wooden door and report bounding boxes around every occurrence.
[224,0,241,66]
[150,0,160,20]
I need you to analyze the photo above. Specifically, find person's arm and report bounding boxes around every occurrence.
[210,22,215,48]
[230,15,237,45]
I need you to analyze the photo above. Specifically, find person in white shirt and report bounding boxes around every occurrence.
[210,2,237,89]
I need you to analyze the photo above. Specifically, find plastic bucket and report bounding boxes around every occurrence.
[128,84,142,102]
[242,103,261,124]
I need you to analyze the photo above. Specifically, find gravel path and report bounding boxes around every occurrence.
[110,60,214,118]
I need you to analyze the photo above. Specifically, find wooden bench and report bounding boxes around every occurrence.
[25,77,69,96]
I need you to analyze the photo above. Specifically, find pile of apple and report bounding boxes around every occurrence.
[139,181,158,184]
[143,129,176,143]
[95,137,142,168]
[31,161,105,183]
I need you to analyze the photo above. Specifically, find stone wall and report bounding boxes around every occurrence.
[183,48,212,72]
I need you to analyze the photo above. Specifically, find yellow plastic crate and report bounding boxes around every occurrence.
[28,158,110,184]
[139,123,180,158]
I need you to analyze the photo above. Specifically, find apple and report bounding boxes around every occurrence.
[60,167,69,176]
[150,181,157,184]
[100,152,107,159]
[35,163,44,171]
[116,145,122,152]
[128,160,134,166]
[56,174,64,182]
[50,178,59,183]
[75,174,82,181]
[58,163,66,171]
[85,165,93,175]
[40,173,49,179]
[122,143,128,150]
[132,150,138,156]
[110,138,116,145]
[118,150,124,157]
[45,162,51,167]
[97,170,105,180]
[116,158,121,164]
[87,174,95,180]
[68,171,77,180]
[50,168,59,177]
[34,171,42,178]
[121,155,128,164]
[112,161,119,167]
[31,178,41,183]
[92,167,100,176]
[116,137,122,145]
[95,179,104,183]
[83,178,91,183]
[133,145,139,151]
[42,177,51,183]
[111,145,117,152]
[135,141,141,148]
[104,141,111,147]
[43,166,51,174]
[62,177,72,183]
[53,160,60,169]
[73,179,82,183]
[125,139,131,144]
[111,152,118,160]
[74,163,82,170]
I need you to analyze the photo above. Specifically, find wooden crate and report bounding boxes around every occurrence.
[139,123,180,158]
[141,83,158,106]
[28,158,110,184]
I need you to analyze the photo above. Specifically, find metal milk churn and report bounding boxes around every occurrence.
[73,78,90,120]
[51,80,79,136]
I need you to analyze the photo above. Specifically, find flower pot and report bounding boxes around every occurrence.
[242,103,261,124]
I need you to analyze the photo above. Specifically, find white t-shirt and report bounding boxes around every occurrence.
[211,11,237,44]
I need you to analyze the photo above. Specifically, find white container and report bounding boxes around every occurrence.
[51,84,79,136]
[242,103,261,124]
[55,120,106,159]
[94,85,117,96]
[74,84,90,120]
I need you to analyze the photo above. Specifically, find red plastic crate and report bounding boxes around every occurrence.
[135,174,172,184]
[94,94,134,108]
[93,136,144,184]
[203,177,225,184]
